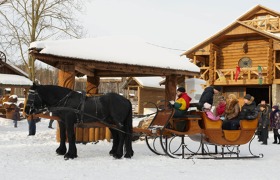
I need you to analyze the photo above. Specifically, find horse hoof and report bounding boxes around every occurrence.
[109,150,116,156]
[64,153,78,160]
[56,148,66,156]
[124,152,134,158]
[113,154,123,159]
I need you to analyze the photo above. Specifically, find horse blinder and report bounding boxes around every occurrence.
[25,89,44,115]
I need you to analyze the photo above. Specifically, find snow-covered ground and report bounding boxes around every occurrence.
[0,117,279,180]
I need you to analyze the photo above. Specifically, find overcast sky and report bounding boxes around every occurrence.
[80,0,280,54]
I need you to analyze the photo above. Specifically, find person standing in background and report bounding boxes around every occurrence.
[259,104,270,145]
[270,105,280,144]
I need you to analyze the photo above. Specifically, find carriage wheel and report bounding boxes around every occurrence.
[0,51,6,62]
[0,51,6,67]
[145,135,167,155]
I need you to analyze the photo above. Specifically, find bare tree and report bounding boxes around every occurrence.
[0,0,88,81]
[0,0,8,5]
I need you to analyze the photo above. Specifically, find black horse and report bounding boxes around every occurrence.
[24,84,134,160]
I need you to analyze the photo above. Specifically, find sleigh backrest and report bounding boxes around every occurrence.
[149,108,174,128]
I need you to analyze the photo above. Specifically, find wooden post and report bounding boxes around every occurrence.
[86,76,100,95]
[89,128,95,142]
[165,75,177,105]
[86,75,111,142]
[105,128,111,142]
[209,43,215,85]
[58,64,75,89]
[267,39,274,84]
[56,64,75,142]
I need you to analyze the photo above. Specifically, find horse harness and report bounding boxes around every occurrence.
[27,89,128,134]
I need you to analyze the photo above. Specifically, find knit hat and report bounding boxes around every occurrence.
[244,94,252,100]
[272,105,279,110]
[177,87,186,93]
[213,86,222,92]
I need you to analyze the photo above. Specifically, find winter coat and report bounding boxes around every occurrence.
[259,108,270,127]
[224,99,240,120]
[216,101,226,116]
[206,111,220,121]
[174,92,192,111]
[238,101,258,120]
[12,106,20,121]
[270,109,280,129]
[198,87,215,110]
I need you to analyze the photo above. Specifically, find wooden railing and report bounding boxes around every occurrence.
[197,66,271,84]
[199,67,209,80]
[215,67,268,82]
[243,17,280,33]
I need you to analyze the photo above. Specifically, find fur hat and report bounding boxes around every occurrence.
[177,87,186,93]
[244,94,252,100]
[213,86,222,92]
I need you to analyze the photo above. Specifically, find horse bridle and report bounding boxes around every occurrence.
[25,89,46,115]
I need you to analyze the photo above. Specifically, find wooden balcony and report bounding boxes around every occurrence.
[197,67,273,85]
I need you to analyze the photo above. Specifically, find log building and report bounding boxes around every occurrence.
[182,5,280,106]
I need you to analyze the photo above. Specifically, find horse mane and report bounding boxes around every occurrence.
[36,85,77,106]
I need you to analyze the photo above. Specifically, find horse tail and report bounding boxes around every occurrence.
[124,100,134,158]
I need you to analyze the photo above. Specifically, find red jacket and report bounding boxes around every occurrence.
[174,92,192,110]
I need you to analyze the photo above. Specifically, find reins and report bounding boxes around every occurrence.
[48,106,129,134]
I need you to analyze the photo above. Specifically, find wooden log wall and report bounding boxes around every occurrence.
[219,37,269,69]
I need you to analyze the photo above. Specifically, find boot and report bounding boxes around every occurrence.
[273,134,277,144]
[278,135,280,144]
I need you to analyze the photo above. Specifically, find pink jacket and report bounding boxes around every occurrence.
[206,111,220,121]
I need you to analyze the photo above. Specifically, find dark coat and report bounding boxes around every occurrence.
[198,87,214,110]
[12,106,20,121]
[238,101,258,120]
[270,109,280,129]
[259,107,270,127]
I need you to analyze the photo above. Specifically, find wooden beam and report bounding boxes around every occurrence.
[75,65,95,77]
[31,52,200,77]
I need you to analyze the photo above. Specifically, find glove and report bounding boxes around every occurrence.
[169,100,175,105]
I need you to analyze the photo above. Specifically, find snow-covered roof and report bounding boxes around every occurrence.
[134,77,164,89]
[30,36,200,73]
[0,74,33,86]
[2,59,28,77]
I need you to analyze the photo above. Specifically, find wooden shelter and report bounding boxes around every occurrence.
[182,5,280,105]
[29,36,200,142]
[122,76,165,114]
[0,53,32,118]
